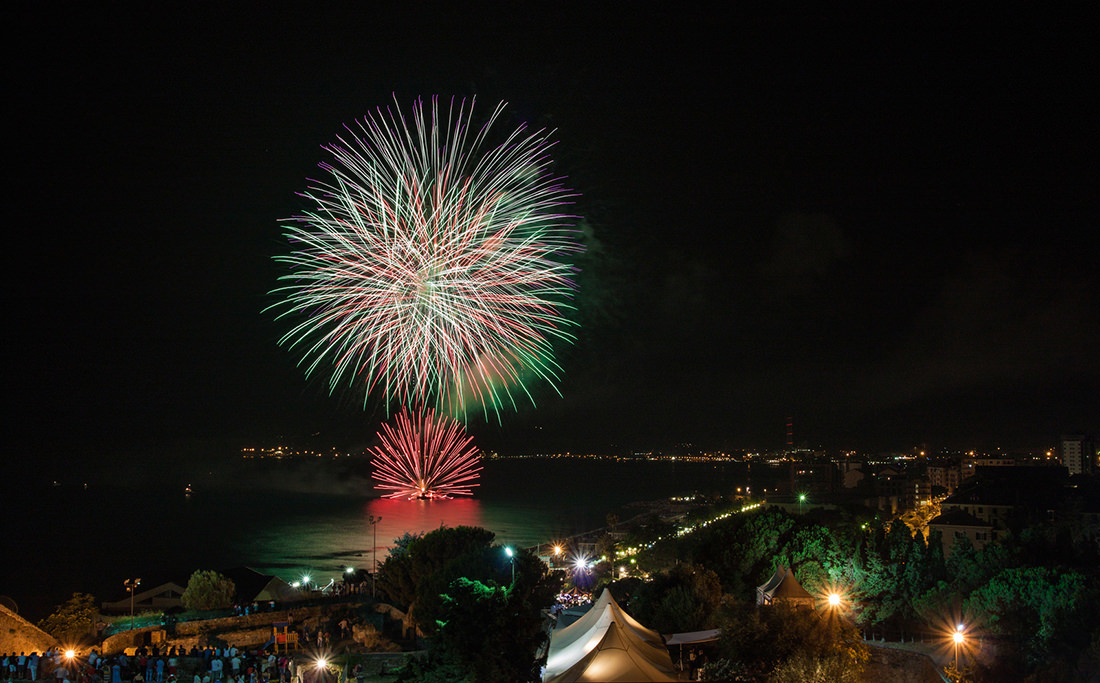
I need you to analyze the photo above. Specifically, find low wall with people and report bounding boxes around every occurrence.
[100,607,330,655]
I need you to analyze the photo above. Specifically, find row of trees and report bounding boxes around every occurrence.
[611,506,1100,681]
[39,571,236,643]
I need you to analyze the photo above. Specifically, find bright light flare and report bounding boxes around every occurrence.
[65,650,75,660]
[370,406,482,499]
[953,630,964,644]
[828,593,841,607]
[270,96,582,419]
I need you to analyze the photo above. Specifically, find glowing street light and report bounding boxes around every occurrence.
[828,592,841,608]
[799,493,807,515]
[504,547,515,584]
[952,624,965,670]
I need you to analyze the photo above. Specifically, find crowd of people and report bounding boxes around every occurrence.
[3,650,81,683]
[2,646,323,683]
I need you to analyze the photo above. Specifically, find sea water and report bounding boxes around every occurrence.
[2,457,764,620]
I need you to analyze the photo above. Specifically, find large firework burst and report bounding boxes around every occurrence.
[370,406,482,499]
[270,96,581,418]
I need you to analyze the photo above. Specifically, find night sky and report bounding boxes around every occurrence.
[9,5,1098,466]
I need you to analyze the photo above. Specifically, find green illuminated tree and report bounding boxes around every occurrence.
[718,602,868,680]
[39,592,98,642]
[630,563,723,633]
[181,570,235,611]
[433,577,546,682]
[965,567,1089,667]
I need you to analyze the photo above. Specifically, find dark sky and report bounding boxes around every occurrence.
[9,5,1098,464]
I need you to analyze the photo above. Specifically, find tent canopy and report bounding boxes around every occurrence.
[544,589,677,682]
[664,629,721,646]
[757,565,815,606]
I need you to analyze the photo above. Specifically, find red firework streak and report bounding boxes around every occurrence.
[370,406,483,499]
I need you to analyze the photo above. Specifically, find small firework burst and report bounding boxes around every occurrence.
[370,406,482,499]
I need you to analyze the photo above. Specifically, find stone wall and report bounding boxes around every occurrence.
[0,604,60,654]
[100,607,329,655]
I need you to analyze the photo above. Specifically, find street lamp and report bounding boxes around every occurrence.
[828,592,841,608]
[799,493,807,515]
[953,624,965,671]
[368,514,382,600]
[504,547,515,584]
[124,578,141,632]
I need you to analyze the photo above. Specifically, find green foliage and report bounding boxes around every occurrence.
[964,566,1089,666]
[616,497,1100,680]
[377,525,523,635]
[624,513,677,547]
[377,524,559,682]
[718,602,868,681]
[430,577,546,682]
[377,525,496,613]
[769,652,863,683]
[630,563,724,634]
[181,570,236,611]
[39,592,98,642]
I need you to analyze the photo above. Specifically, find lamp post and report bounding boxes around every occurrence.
[124,578,141,632]
[504,547,515,584]
[953,625,965,671]
[799,493,807,515]
[368,515,382,600]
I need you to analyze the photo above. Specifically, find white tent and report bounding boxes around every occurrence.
[756,565,814,607]
[543,589,677,682]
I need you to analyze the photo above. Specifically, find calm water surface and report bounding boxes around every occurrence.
[4,457,769,620]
